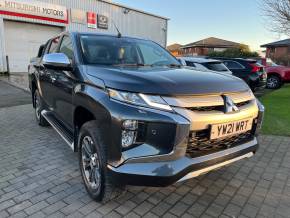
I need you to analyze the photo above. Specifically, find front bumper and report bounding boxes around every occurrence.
[108,137,258,187]
[107,91,264,187]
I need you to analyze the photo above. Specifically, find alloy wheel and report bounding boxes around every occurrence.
[267,77,279,89]
[81,136,101,190]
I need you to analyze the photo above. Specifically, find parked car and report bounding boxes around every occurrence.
[177,57,232,75]
[255,58,290,89]
[212,58,267,91]
[29,32,264,202]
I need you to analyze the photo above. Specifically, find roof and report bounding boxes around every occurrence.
[167,43,182,51]
[181,37,240,49]
[261,39,290,48]
[99,0,169,20]
[177,57,222,63]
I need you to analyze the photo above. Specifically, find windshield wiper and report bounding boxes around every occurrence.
[113,63,152,67]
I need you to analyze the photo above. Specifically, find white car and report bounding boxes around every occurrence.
[177,57,232,75]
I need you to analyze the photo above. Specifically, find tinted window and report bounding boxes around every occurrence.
[59,36,74,60]
[80,35,179,66]
[185,61,196,67]
[203,62,229,72]
[49,37,60,53]
[224,61,244,69]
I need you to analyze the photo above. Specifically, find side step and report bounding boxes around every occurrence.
[41,110,74,151]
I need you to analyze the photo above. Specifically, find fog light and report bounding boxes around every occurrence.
[123,120,138,130]
[122,130,136,148]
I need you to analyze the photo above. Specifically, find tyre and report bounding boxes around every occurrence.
[266,75,282,89]
[78,121,125,202]
[34,90,49,126]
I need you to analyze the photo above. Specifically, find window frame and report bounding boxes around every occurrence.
[47,36,61,54]
[223,61,245,70]
[59,35,75,61]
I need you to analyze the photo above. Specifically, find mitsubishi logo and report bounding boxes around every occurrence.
[223,95,239,113]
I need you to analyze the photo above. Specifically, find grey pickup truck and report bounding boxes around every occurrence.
[29,32,264,202]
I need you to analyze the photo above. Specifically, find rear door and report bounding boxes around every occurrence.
[223,60,248,80]
[39,36,61,108]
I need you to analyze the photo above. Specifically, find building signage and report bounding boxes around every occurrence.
[87,12,96,29]
[0,0,68,23]
[71,9,86,24]
[97,15,108,29]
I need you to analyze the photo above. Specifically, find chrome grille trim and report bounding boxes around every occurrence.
[163,90,255,108]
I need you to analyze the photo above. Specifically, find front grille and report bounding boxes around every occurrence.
[188,100,251,112]
[188,105,224,112]
[186,130,254,158]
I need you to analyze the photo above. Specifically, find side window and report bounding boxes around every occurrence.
[224,61,244,69]
[59,36,74,60]
[48,37,60,53]
[185,61,196,67]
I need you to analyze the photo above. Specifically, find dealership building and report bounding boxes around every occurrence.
[0,0,168,73]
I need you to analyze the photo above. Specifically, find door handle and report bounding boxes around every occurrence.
[51,77,57,82]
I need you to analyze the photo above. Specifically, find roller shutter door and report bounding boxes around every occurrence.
[4,21,63,73]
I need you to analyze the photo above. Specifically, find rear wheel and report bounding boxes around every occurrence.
[267,75,282,89]
[34,90,49,126]
[79,121,125,202]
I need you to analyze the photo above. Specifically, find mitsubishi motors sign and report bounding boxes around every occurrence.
[0,0,68,23]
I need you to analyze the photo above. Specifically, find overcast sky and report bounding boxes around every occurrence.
[112,0,287,51]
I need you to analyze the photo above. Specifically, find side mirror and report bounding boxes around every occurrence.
[42,53,71,70]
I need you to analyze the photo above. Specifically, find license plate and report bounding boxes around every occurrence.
[210,118,253,140]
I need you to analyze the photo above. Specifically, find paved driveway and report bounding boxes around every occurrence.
[0,82,290,218]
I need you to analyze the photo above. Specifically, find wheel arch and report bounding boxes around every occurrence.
[73,86,112,152]
[267,72,283,80]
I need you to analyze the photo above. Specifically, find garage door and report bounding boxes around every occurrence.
[4,21,63,73]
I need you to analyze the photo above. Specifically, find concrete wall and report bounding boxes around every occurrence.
[0,18,6,73]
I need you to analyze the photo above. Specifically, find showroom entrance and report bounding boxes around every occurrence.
[3,20,63,73]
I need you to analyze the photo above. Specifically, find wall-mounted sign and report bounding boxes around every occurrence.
[97,15,108,29]
[70,9,86,24]
[87,12,96,29]
[0,0,68,23]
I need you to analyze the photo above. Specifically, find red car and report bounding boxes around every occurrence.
[256,58,290,89]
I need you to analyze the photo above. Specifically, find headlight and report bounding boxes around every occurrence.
[108,89,172,111]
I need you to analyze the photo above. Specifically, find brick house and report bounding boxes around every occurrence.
[167,43,182,56]
[180,37,240,56]
[261,39,290,66]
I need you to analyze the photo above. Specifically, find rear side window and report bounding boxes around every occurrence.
[224,61,244,69]
[185,61,196,67]
[49,37,60,53]
[203,62,229,72]
[59,36,74,60]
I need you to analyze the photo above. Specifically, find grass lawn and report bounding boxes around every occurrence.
[259,84,290,136]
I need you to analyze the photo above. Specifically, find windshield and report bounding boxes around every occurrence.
[202,62,229,72]
[80,35,180,67]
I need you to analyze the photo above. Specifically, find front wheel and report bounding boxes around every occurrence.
[78,121,125,202]
[267,75,282,89]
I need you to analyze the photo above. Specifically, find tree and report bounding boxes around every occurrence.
[262,0,290,35]
[208,47,259,58]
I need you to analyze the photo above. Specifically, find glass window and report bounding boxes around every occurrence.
[185,61,196,67]
[79,35,180,67]
[224,61,244,69]
[49,37,60,53]
[59,36,74,60]
[203,62,229,72]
